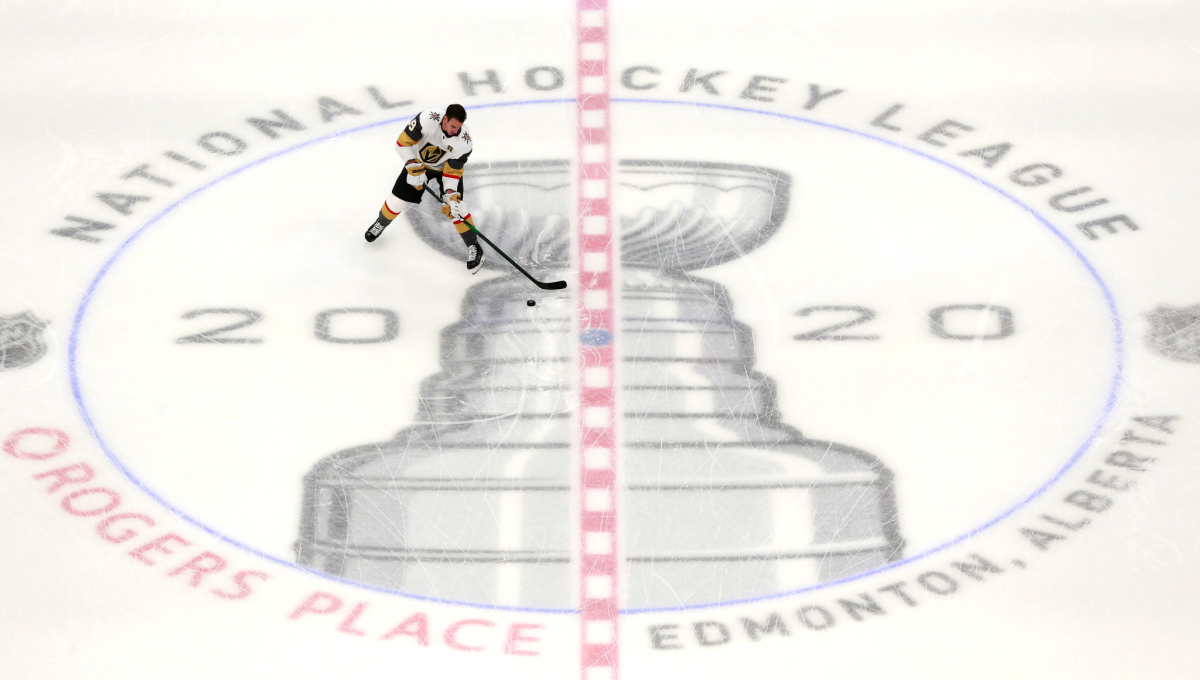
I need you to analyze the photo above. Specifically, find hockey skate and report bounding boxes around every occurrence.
[364,215,391,242]
[466,244,485,274]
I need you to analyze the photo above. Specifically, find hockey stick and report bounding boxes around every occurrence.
[422,184,568,290]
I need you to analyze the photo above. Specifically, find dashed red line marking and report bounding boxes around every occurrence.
[576,1,618,679]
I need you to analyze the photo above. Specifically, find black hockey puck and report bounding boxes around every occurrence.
[527,300,536,307]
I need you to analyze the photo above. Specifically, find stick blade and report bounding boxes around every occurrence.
[538,280,568,290]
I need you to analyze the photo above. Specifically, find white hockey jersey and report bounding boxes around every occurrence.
[395,109,473,192]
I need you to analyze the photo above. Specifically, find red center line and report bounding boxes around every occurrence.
[575,1,618,679]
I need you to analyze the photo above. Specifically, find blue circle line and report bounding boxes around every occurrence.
[69,96,1123,616]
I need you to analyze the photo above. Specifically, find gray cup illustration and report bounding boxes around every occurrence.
[296,160,904,608]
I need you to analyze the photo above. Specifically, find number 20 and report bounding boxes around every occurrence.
[177,308,400,344]
[793,304,1015,341]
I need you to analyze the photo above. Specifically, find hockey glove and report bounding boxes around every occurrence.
[405,160,426,189]
[445,193,469,221]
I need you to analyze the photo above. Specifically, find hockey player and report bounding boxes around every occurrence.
[364,103,484,273]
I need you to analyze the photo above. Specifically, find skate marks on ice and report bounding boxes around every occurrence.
[295,160,904,609]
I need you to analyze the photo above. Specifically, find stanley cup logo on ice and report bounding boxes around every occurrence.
[296,159,904,608]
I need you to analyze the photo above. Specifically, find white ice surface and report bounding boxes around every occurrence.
[3,1,1200,678]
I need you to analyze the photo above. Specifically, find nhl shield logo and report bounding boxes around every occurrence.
[1146,304,1200,363]
[0,312,48,370]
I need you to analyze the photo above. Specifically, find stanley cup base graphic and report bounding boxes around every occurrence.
[295,160,904,608]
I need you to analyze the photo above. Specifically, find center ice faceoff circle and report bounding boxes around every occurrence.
[69,98,1121,613]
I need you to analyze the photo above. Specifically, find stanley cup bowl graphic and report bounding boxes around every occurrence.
[295,160,904,608]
